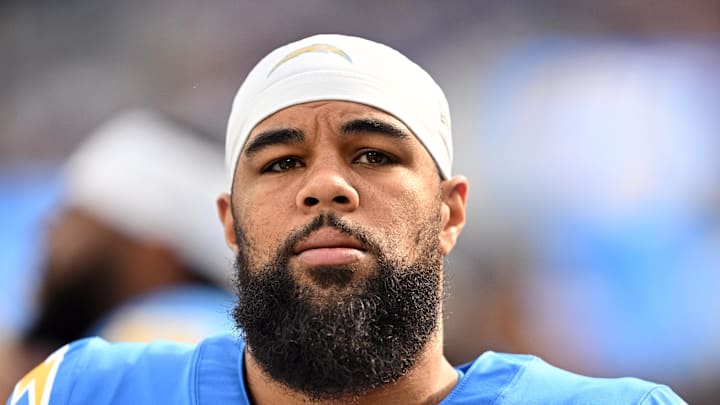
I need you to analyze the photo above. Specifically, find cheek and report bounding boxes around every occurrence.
[363,179,439,260]
[234,188,295,265]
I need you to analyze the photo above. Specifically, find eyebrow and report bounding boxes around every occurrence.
[243,118,410,157]
[243,128,304,157]
[341,118,411,140]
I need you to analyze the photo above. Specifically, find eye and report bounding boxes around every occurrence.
[354,150,397,165]
[263,157,304,173]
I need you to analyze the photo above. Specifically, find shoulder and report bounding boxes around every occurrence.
[6,334,244,405]
[446,352,686,405]
[92,285,235,343]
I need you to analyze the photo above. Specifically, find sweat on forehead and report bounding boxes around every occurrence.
[224,34,453,190]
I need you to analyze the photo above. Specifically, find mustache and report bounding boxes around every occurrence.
[278,211,385,261]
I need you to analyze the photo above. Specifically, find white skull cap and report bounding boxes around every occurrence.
[225,34,452,189]
[63,109,232,289]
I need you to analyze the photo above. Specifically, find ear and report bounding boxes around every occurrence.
[217,193,239,254]
[439,175,468,256]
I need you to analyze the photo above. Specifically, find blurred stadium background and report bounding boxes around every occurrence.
[2,1,719,402]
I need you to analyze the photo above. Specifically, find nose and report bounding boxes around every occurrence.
[296,166,359,214]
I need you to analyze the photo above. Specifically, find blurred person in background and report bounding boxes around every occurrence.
[1,109,235,399]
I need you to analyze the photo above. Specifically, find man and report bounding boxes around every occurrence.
[2,110,234,401]
[7,34,684,405]
[26,109,234,347]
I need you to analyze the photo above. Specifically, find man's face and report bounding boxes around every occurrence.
[219,100,466,400]
[230,101,447,278]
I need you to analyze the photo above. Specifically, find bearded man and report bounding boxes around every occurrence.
[7,34,684,405]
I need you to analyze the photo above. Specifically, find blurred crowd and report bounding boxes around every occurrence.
[2,0,719,403]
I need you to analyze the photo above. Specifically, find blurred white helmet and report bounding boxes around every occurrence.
[63,109,232,288]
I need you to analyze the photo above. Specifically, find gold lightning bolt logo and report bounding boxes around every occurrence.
[10,344,69,405]
[268,43,352,77]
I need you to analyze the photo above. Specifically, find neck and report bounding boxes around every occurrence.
[243,330,458,405]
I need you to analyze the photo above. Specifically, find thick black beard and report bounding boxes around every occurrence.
[232,212,443,401]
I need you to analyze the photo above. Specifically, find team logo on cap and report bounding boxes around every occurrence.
[268,43,352,76]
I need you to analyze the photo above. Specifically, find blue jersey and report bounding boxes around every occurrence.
[7,334,684,405]
[90,285,235,343]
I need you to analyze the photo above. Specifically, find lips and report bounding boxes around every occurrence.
[292,228,366,266]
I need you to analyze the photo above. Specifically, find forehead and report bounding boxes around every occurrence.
[236,100,443,181]
[248,100,411,137]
